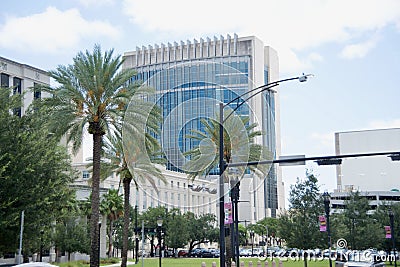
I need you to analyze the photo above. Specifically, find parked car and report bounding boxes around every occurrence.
[164,248,175,257]
[252,248,264,257]
[239,248,252,257]
[15,263,58,267]
[336,252,386,267]
[200,249,219,258]
[138,249,148,257]
[178,249,188,257]
[189,248,204,257]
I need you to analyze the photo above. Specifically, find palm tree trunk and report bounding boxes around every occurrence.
[121,176,132,267]
[108,221,113,258]
[90,131,102,267]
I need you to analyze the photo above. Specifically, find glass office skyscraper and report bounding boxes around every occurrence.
[123,34,283,218]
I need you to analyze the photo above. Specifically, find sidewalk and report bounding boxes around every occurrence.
[103,261,137,267]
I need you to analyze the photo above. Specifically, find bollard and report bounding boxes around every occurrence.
[201,262,206,267]
[212,262,217,267]
[240,261,245,267]
[272,260,276,267]
[264,260,269,267]
[249,261,253,267]
[231,261,236,267]
[257,261,262,267]
[279,261,283,267]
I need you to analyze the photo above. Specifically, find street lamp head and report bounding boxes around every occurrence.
[157,216,163,227]
[298,73,314,83]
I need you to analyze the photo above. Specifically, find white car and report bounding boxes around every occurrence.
[337,252,386,267]
[239,248,252,257]
[15,263,58,267]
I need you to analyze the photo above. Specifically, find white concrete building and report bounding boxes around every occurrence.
[335,128,400,192]
[0,56,49,115]
[330,190,400,214]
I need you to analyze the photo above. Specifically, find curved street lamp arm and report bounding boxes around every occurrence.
[224,74,312,107]
[223,82,280,123]
[222,74,312,123]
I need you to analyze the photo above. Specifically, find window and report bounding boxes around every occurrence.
[33,83,41,99]
[150,191,154,207]
[1,73,9,87]
[82,171,90,179]
[13,77,22,117]
[171,181,173,187]
[13,77,22,94]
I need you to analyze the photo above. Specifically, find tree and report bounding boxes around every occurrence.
[138,207,168,257]
[0,89,76,258]
[100,124,164,267]
[40,45,141,267]
[100,189,123,258]
[183,111,272,180]
[184,212,217,254]
[277,170,325,267]
[374,202,400,253]
[183,111,272,266]
[53,217,90,261]
[248,217,278,247]
[340,191,381,250]
[164,209,188,256]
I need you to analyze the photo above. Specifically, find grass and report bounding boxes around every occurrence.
[56,257,335,267]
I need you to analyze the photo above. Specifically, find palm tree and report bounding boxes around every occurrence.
[100,129,165,267]
[100,189,123,258]
[184,111,272,179]
[183,111,272,266]
[40,45,142,267]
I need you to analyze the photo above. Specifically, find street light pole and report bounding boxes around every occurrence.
[323,192,332,267]
[218,74,312,267]
[219,102,226,267]
[265,226,269,259]
[250,231,254,256]
[135,205,139,264]
[389,210,397,267]
[157,217,163,267]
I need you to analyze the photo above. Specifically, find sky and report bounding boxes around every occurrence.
[2,0,400,204]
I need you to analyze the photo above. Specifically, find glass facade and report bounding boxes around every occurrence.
[131,57,252,173]
[263,67,278,217]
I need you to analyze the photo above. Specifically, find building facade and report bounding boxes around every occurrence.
[0,56,49,115]
[330,190,400,214]
[335,128,400,192]
[122,34,283,220]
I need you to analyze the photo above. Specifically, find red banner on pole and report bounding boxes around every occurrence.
[319,215,327,232]
[224,202,233,224]
[385,226,391,238]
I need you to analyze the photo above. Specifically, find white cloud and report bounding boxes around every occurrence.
[122,0,400,73]
[78,0,115,7]
[0,7,121,53]
[340,35,380,59]
[368,119,400,129]
[311,132,335,149]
